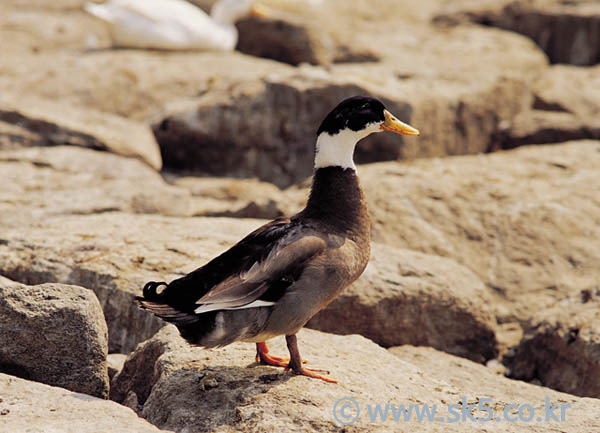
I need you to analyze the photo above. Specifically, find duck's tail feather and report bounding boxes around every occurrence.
[142,281,168,301]
[136,281,199,325]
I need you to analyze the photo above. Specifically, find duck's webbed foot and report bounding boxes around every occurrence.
[255,341,308,368]
[284,334,337,383]
[255,341,291,367]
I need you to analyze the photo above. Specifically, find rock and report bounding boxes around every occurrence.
[0,373,169,433]
[0,146,190,228]
[0,94,162,170]
[236,16,330,66]
[0,0,109,55]
[150,3,546,185]
[497,110,600,149]
[308,244,498,363]
[0,46,293,122]
[359,141,600,329]
[108,353,128,382]
[503,290,600,398]
[172,176,288,219]
[0,278,109,398]
[460,0,600,66]
[235,0,381,65]
[495,65,600,149]
[389,345,600,431]
[532,65,600,117]
[110,325,188,405]
[0,212,264,353]
[112,326,600,432]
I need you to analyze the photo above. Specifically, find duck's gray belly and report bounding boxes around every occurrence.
[183,307,271,348]
[261,247,368,338]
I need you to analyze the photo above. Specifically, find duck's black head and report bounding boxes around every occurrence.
[314,96,419,170]
[317,96,388,136]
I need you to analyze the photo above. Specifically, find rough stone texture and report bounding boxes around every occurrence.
[497,110,600,149]
[4,141,596,360]
[308,244,498,363]
[503,290,600,398]
[496,65,600,149]
[0,373,169,433]
[0,94,162,170]
[235,0,381,65]
[0,145,289,228]
[154,12,547,186]
[0,146,191,228]
[532,65,600,117]
[107,353,128,382]
[235,16,329,66]
[463,0,600,66]
[112,326,600,433]
[0,279,109,398]
[172,175,288,219]
[357,141,600,326]
[389,345,600,428]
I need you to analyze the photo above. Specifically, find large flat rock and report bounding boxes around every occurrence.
[0,373,170,433]
[498,110,600,149]
[0,145,290,227]
[532,65,600,118]
[389,345,600,430]
[0,146,190,228]
[359,141,600,325]
[152,72,417,186]
[112,326,600,432]
[172,176,288,219]
[496,65,600,149]
[0,46,293,123]
[0,278,109,398]
[0,94,162,170]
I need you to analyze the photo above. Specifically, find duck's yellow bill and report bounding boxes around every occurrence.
[380,109,420,136]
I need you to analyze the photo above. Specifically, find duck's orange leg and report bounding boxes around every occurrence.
[255,342,291,367]
[284,334,337,383]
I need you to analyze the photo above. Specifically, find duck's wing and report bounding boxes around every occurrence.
[137,218,329,324]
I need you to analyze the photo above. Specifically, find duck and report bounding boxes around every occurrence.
[84,0,266,51]
[137,96,419,382]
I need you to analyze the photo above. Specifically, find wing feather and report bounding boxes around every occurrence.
[193,234,327,310]
[140,218,330,317]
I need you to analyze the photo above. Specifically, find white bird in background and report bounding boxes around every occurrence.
[84,0,267,51]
